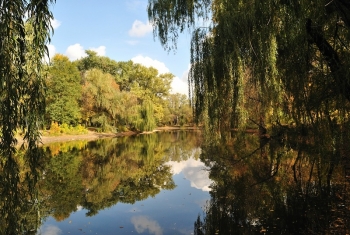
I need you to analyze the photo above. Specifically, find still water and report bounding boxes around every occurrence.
[37,131,210,235]
[0,129,349,234]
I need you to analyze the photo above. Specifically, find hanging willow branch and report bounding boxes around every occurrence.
[0,0,55,156]
[148,0,350,143]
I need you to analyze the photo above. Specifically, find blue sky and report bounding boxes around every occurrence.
[48,0,192,95]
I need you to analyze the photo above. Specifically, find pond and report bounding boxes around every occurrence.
[0,129,349,234]
[38,131,210,235]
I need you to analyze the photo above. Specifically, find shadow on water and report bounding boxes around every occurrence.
[0,130,201,234]
[194,121,350,234]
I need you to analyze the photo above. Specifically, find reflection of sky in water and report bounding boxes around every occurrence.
[131,215,163,235]
[39,225,62,235]
[38,156,210,235]
[167,158,213,192]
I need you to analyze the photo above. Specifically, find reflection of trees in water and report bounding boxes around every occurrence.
[78,131,201,216]
[195,125,350,234]
[0,148,47,235]
[0,131,202,231]
[41,134,178,219]
[160,130,202,162]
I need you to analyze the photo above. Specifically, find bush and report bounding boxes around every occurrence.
[49,122,61,136]
[48,122,88,136]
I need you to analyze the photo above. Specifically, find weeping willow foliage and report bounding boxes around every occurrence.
[135,100,157,132]
[0,1,55,154]
[148,0,350,142]
[0,2,54,233]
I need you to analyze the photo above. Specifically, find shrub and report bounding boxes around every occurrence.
[49,122,61,136]
[48,122,88,136]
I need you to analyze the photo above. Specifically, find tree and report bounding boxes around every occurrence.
[76,50,120,77]
[0,0,54,153]
[82,68,120,131]
[165,93,193,126]
[46,54,82,125]
[76,51,175,128]
[0,6,54,233]
[135,100,157,132]
[148,0,350,142]
[129,64,173,123]
[75,50,136,91]
[112,91,140,130]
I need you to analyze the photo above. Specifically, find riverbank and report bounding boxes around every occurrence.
[16,126,201,145]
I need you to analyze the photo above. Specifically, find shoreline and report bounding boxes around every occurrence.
[16,126,201,145]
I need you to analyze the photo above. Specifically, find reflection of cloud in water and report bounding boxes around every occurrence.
[39,225,62,235]
[131,215,163,235]
[183,167,211,191]
[168,158,203,174]
[167,158,212,192]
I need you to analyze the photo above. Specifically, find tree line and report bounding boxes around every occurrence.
[3,1,350,150]
[45,51,193,132]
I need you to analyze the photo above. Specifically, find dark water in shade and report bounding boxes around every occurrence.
[1,129,350,234]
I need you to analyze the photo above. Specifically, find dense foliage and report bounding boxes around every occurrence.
[46,54,82,125]
[0,2,54,234]
[0,0,54,153]
[44,52,193,133]
[148,0,350,142]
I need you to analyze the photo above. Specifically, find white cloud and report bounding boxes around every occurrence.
[44,44,56,63]
[65,44,106,61]
[171,76,188,95]
[48,44,56,57]
[39,225,62,235]
[131,216,163,235]
[65,43,87,61]
[170,65,190,96]
[131,55,169,74]
[51,18,61,29]
[128,20,153,37]
[89,46,106,56]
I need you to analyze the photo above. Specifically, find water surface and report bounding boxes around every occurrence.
[1,128,349,234]
[37,131,210,235]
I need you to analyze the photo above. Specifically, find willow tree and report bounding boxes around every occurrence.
[0,1,54,152]
[0,1,54,234]
[148,0,350,142]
